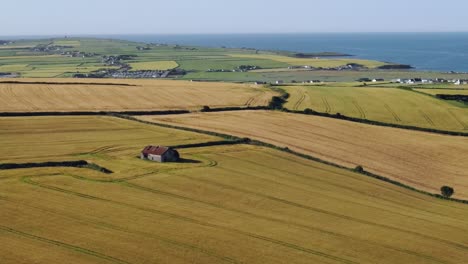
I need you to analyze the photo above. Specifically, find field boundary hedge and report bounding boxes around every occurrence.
[0,110,191,117]
[0,160,113,174]
[282,108,468,137]
[0,81,137,86]
[117,114,468,205]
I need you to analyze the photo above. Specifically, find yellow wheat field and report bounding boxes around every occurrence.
[141,110,468,199]
[1,116,468,264]
[0,78,276,112]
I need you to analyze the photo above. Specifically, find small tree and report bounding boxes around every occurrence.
[201,106,211,112]
[304,108,315,115]
[440,186,454,198]
[354,165,365,173]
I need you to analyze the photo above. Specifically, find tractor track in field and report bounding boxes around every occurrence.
[447,109,468,130]
[0,225,130,264]
[419,110,435,126]
[3,199,241,264]
[352,100,367,119]
[321,97,332,113]
[293,90,307,110]
[219,151,468,230]
[172,172,468,253]
[124,177,453,264]
[384,104,401,122]
[21,175,360,264]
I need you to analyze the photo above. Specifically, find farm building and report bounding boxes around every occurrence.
[140,146,180,163]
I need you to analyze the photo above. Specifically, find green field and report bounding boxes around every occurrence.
[1,115,468,264]
[415,88,468,96]
[0,38,426,81]
[129,61,179,71]
[284,85,468,132]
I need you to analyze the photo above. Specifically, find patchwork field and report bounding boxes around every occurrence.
[228,54,389,68]
[283,85,468,132]
[129,61,179,71]
[1,116,468,264]
[0,79,275,112]
[142,110,468,199]
[415,88,468,96]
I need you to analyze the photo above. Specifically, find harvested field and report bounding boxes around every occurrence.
[1,116,468,264]
[0,78,276,112]
[284,85,468,132]
[142,110,468,199]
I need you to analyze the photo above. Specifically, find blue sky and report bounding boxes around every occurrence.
[1,0,467,35]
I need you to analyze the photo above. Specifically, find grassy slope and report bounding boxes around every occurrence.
[0,78,276,112]
[1,116,468,264]
[141,110,468,199]
[283,85,468,132]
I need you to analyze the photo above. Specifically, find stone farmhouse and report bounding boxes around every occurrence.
[140,146,180,163]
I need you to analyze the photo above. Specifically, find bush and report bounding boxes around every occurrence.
[269,96,287,110]
[304,108,315,115]
[354,165,365,173]
[441,186,454,198]
[201,106,211,112]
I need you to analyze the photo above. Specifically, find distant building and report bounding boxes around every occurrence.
[372,78,385,82]
[275,80,284,84]
[357,78,371,82]
[140,146,180,163]
[254,81,267,85]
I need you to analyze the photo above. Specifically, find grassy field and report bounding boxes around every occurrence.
[129,61,179,71]
[415,88,468,96]
[0,38,411,81]
[1,115,468,264]
[141,110,468,199]
[282,85,468,132]
[0,78,276,112]
[229,54,389,68]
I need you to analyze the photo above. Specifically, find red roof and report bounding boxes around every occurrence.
[142,146,170,156]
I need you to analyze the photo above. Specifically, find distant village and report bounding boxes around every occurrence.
[358,77,468,85]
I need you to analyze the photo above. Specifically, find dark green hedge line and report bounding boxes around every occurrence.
[171,139,249,149]
[0,81,137,86]
[283,108,468,137]
[116,115,468,205]
[115,114,244,142]
[0,160,113,174]
[0,110,190,117]
[200,106,269,112]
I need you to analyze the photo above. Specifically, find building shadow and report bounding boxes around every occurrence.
[177,158,202,164]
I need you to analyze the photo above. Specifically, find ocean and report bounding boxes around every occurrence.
[107,33,468,72]
[4,33,468,72]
